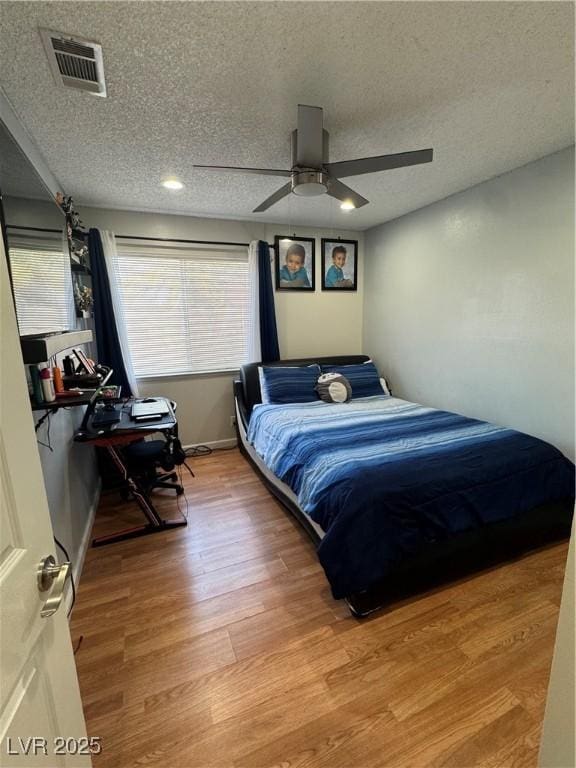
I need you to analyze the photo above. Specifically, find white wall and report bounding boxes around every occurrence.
[77,205,364,445]
[36,409,100,584]
[363,147,575,460]
[4,198,364,445]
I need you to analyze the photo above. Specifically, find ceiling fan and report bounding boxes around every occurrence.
[194,104,433,212]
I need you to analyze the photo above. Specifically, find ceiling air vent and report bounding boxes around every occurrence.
[40,28,107,97]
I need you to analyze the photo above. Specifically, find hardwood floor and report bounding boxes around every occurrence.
[70,448,568,768]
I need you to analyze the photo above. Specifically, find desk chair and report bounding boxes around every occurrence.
[122,401,192,498]
[123,435,185,496]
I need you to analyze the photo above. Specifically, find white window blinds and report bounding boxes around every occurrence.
[114,242,249,377]
[8,231,75,336]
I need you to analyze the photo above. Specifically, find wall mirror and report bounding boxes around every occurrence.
[0,118,78,337]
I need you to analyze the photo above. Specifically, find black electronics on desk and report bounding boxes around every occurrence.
[91,404,123,428]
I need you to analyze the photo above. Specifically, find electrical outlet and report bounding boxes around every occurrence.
[230,415,236,427]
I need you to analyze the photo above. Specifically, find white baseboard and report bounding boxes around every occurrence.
[73,478,101,584]
[66,479,101,618]
[183,438,237,451]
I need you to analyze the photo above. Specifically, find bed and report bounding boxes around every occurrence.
[234,356,574,616]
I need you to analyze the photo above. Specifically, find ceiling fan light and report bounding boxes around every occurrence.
[161,177,184,190]
[293,181,326,197]
[340,200,355,211]
[291,170,328,197]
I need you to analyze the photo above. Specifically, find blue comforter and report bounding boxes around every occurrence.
[247,397,574,598]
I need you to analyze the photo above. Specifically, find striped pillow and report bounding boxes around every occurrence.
[259,365,321,404]
[321,361,385,399]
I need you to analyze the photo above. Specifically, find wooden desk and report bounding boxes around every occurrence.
[75,399,187,546]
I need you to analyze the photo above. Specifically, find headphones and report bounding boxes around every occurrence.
[160,433,193,476]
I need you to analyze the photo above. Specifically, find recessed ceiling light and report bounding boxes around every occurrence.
[161,177,184,190]
[340,200,355,211]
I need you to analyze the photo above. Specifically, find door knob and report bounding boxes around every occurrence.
[37,555,71,618]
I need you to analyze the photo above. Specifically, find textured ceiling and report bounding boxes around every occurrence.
[0,1,573,231]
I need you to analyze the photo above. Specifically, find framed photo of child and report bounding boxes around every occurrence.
[321,239,358,291]
[274,236,315,291]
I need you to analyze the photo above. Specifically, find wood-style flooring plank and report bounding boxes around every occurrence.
[70,448,568,768]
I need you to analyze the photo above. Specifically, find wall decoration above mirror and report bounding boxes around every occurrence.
[56,193,93,318]
[56,193,89,267]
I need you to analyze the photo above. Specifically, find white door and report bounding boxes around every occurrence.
[0,239,91,766]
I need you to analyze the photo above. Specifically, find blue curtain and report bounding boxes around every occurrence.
[258,241,280,361]
[88,228,133,396]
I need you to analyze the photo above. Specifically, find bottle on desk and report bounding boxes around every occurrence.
[53,366,64,394]
[30,365,44,405]
[39,366,56,403]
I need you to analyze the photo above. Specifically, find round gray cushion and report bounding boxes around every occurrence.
[315,373,352,403]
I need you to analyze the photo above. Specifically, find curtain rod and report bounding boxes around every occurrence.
[6,225,62,233]
[115,234,250,247]
[7,226,275,249]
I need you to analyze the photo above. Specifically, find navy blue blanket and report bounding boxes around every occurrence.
[248,397,574,598]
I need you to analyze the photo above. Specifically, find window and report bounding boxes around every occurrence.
[8,232,75,336]
[114,242,249,377]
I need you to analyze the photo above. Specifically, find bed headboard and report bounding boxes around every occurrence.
[236,355,370,421]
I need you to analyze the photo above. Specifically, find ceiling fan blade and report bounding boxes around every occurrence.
[296,104,324,168]
[194,165,291,178]
[327,179,369,209]
[253,182,292,213]
[325,148,433,179]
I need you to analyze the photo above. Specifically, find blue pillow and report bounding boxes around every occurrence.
[259,365,321,404]
[321,361,385,399]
